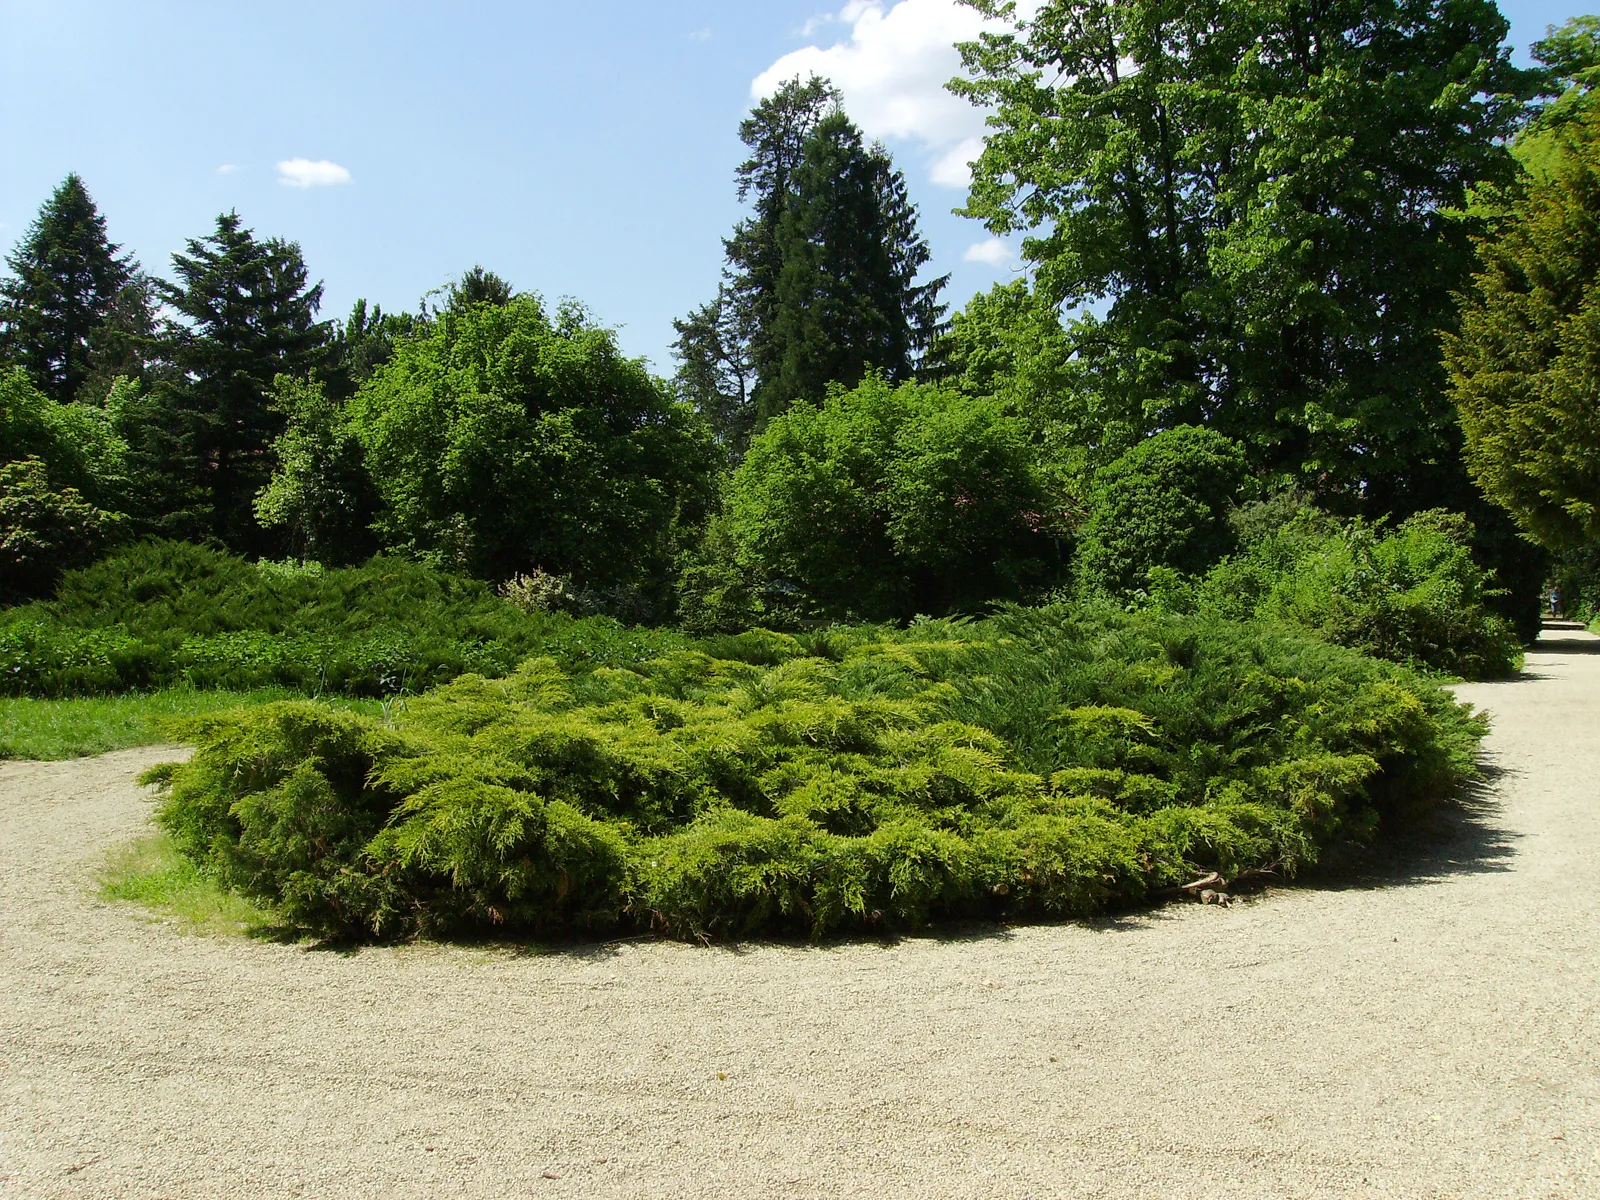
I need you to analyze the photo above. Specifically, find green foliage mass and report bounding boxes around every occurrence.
[1074,427,1249,597]
[1,368,129,599]
[1164,505,1522,679]
[0,540,689,697]
[148,606,1485,942]
[1447,95,1600,550]
[345,294,718,604]
[1550,544,1600,621]
[955,0,1531,520]
[0,174,136,405]
[0,367,126,497]
[702,375,1066,624]
[928,281,1129,502]
[0,458,124,602]
[252,374,381,564]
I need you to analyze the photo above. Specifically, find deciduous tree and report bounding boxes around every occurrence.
[955,0,1533,514]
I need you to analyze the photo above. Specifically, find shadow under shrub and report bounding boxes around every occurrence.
[146,605,1486,942]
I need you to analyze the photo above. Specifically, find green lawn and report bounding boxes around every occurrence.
[0,688,381,761]
[98,832,272,936]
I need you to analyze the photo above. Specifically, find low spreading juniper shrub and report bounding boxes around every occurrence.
[147,604,1486,942]
[0,540,691,696]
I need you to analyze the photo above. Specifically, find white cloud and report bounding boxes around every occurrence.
[963,237,1013,267]
[754,0,1020,189]
[276,158,352,188]
[216,163,241,175]
[931,136,985,188]
[689,27,712,42]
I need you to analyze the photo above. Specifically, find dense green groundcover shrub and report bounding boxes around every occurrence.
[0,540,690,697]
[147,605,1486,942]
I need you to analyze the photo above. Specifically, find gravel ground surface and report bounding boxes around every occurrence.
[2,629,1598,1200]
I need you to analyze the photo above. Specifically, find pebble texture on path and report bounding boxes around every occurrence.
[2,630,1598,1199]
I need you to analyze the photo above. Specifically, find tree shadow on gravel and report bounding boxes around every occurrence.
[1530,635,1600,655]
[1292,762,1519,895]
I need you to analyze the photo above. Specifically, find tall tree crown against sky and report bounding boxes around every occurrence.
[0,0,1587,370]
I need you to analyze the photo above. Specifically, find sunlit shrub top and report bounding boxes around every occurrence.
[150,605,1485,942]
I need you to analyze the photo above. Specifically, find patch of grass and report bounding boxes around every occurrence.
[98,832,271,936]
[0,688,382,761]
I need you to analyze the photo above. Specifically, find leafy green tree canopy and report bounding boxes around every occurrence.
[722,375,1064,621]
[1446,95,1600,549]
[930,280,1137,505]
[1532,15,1600,97]
[955,0,1533,514]
[0,368,128,599]
[0,367,125,499]
[347,294,718,599]
[0,174,135,404]
[253,375,381,565]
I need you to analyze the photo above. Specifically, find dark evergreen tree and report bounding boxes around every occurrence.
[674,77,945,443]
[765,111,946,414]
[78,275,163,404]
[0,174,135,404]
[324,298,419,400]
[143,212,331,553]
[725,77,839,400]
[671,283,757,452]
[447,265,515,311]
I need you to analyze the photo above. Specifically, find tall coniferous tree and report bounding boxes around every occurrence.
[725,77,838,396]
[145,211,330,552]
[675,76,946,445]
[766,111,946,414]
[671,283,758,452]
[0,174,135,403]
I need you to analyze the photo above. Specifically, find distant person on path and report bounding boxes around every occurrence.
[1550,587,1562,617]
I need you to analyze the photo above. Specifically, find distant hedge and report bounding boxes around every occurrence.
[147,606,1486,942]
[0,540,689,697]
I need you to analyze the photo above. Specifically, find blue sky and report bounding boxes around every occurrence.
[1,0,1590,371]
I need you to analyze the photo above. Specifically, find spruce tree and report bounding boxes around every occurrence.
[765,112,945,414]
[671,284,757,452]
[0,174,135,404]
[674,77,945,441]
[145,211,330,552]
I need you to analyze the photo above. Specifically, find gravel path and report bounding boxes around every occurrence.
[2,630,1598,1199]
